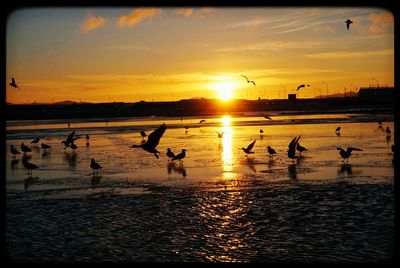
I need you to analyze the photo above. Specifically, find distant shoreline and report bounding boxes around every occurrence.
[6,97,394,121]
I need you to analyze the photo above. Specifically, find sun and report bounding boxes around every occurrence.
[214,82,235,101]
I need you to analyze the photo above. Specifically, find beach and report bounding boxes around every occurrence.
[5,112,395,262]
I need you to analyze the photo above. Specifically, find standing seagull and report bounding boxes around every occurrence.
[345,19,353,30]
[90,158,102,175]
[21,143,32,154]
[131,123,167,159]
[172,149,187,163]
[386,126,391,138]
[9,77,20,89]
[23,161,39,177]
[10,145,21,158]
[41,143,51,150]
[337,147,362,163]
[288,136,301,161]
[31,137,40,146]
[267,146,276,158]
[166,148,175,161]
[242,140,256,156]
[335,126,341,134]
[241,75,256,86]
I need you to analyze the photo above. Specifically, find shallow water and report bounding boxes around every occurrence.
[5,112,395,262]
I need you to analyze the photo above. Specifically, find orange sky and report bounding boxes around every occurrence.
[6,7,394,104]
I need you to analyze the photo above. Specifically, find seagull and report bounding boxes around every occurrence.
[167,148,175,161]
[241,75,256,86]
[264,115,272,120]
[288,136,301,161]
[345,19,353,30]
[86,134,90,140]
[131,123,167,159]
[10,145,21,158]
[335,126,341,134]
[20,143,32,154]
[31,137,40,146]
[260,129,264,134]
[296,143,307,155]
[386,126,391,137]
[23,161,39,177]
[296,84,310,91]
[41,143,51,150]
[216,131,224,138]
[140,129,147,139]
[90,158,102,175]
[62,131,80,149]
[199,119,206,124]
[9,77,20,89]
[242,140,256,156]
[267,146,276,158]
[70,143,78,150]
[337,147,362,163]
[172,149,187,163]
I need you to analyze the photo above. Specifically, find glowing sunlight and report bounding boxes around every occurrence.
[214,83,236,101]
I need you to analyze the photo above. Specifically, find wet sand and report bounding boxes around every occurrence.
[6,112,395,262]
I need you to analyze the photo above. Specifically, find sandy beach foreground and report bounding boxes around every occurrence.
[6,112,395,262]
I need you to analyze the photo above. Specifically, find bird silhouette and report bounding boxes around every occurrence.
[62,131,80,149]
[241,75,256,86]
[10,145,21,158]
[337,147,362,163]
[386,126,391,137]
[264,115,272,120]
[140,129,147,138]
[131,123,167,158]
[216,131,224,138]
[23,161,39,177]
[296,84,310,91]
[31,137,40,146]
[70,143,78,150]
[288,136,301,161]
[90,158,102,175]
[41,143,51,150]
[296,143,307,155]
[199,119,206,124]
[345,19,353,30]
[267,146,276,158]
[259,129,264,134]
[172,149,186,162]
[9,77,20,89]
[86,134,90,140]
[21,143,32,154]
[335,126,341,133]
[167,148,175,161]
[242,140,256,156]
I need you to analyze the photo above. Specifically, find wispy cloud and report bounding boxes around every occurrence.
[116,8,162,27]
[215,41,325,52]
[312,25,335,33]
[175,7,216,18]
[80,12,106,33]
[305,48,394,59]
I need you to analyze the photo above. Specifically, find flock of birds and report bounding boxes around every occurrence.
[10,117,394,179]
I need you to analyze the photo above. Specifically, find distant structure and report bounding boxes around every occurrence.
[357,86,394,100]
[288,94,297,103]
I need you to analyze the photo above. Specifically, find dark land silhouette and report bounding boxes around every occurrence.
[6,93,394,121]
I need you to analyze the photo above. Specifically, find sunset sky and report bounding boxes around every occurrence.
[6,7,394,104]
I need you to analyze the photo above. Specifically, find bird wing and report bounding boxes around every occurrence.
[146,123,167,148]
[251,81,256,86]
[296,84,305,91]
[289,136,301,150]
[12,78,15,83]
[336,147,344,151]
[241,75,248,81]
[347,147,362,153]
[246,140,256,151]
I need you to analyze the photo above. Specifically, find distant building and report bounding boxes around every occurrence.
[288,94,297,103]
[357,87,394,99]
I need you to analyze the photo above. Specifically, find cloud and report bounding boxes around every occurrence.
[312,25,335,33]
[117,8,162,27]
[175,7,216,18]
[215,41,325,52]
[305,48,394,59]
[80,13,106,33]
[175,8,194,18]
[369,11,393,34]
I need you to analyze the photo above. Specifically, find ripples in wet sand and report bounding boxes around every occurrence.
[6,181,394,262]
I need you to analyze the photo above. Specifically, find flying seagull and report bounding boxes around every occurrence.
[9,77,20,89]
[345,19,353,30]
[288,136,301,161]
[90,158,102,175]
[337,147,362,163]
[296,142,307,155]
[241,75,256,86]
[131,123,167,159]
[172,149,187,163]
[242,140,256,156]
[199,119,206,124]
[296,84,310,91]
